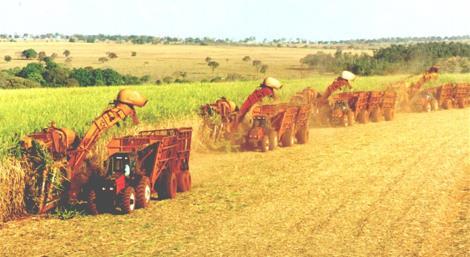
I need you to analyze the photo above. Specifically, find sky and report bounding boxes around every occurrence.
[0,0,469,41]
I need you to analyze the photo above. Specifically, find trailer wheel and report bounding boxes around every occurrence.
[158,171,177,199]
[384,108,395,121]
[457,98,465,108]
[431,99,439,111]
[87,189,100,215]
[281,130,294,147]
[268,131,278,150]
[259,136,270,152]
[371,108,382,122]
[358,110,369,124]
[296,127,309,144]
[136,176,151,209]
[119,186,136,214]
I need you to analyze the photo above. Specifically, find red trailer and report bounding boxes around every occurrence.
[87,128,192,214]
[453,83,470,108]
[245,103,311,152]
[436,84,454,109]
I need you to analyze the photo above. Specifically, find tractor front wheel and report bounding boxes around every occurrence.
[119,186,136,214]
[136,176,151,209]
[259,136,270,152]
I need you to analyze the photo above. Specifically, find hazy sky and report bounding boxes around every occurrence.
[0,0,469,41]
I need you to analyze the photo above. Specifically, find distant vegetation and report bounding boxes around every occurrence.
[301,42,470,75]
[1,33,469,48]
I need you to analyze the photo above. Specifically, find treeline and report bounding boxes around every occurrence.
[4,58,150,88]
[1,33,469,46]
[300,42,470,75]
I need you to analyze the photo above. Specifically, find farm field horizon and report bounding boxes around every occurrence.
[0,41,372,81]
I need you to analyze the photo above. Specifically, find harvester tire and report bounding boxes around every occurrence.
[136,176,151,208]
[87,189,100,215]
[157,170,177,199]
[259,136,270,152]
[431,99,439,111]
[384,108,395,121]
[177,171,191,192]
[281,129,295,147]
[296,127,309,144]
[268,130,278,150]
[443,99,453,109]
[358,110,369,124]
[119,186,136,214]
[185,172,192,191]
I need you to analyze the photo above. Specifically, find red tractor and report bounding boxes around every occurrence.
[244,103,311,152]
[87,128,192,214]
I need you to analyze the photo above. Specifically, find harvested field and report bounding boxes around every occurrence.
[0,108,468,257]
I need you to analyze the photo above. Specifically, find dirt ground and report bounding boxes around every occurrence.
[0,109,469,257]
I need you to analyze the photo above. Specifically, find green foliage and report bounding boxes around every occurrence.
[242,56,251,62]
[4,55,12,62]
[21,48,38,59]
[63,49,71,57]
[301,42,470,75]
[208,61,219,72]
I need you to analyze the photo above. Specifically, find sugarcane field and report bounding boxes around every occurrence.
[0,1,469,256]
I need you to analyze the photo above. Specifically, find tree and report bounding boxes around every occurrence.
[205,56,212,63]
[38,51,47,61]
[252,60,262,68]
[107,52,118,59]
[22,49,38,59]
[242,56,251,62]
[260,64,269,74]
[98,57,109,63]
[63,50,71,57]
[4,55,12,62]
[208,61,219,73]
[50,53,58,60]
[131,51,137,57]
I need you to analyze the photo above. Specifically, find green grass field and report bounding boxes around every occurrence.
[1,73,469,157]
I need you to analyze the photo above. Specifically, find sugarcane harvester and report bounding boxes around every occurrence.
[407,66,439,112]
[20,89,147,213]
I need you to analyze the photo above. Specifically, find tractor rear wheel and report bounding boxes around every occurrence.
[136,176,151,208]
[431,99,439,111]
[119,186,136,214]
[347,111,355,126]
[259,136,270,152]
[281,129,295,147]
[443,99,453,109]
[296,127,309,144]
[268,130,278,150]
[384,108,395,121]
[87,189,100,215]
[158,170,177,199]
[358,110,369,124]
